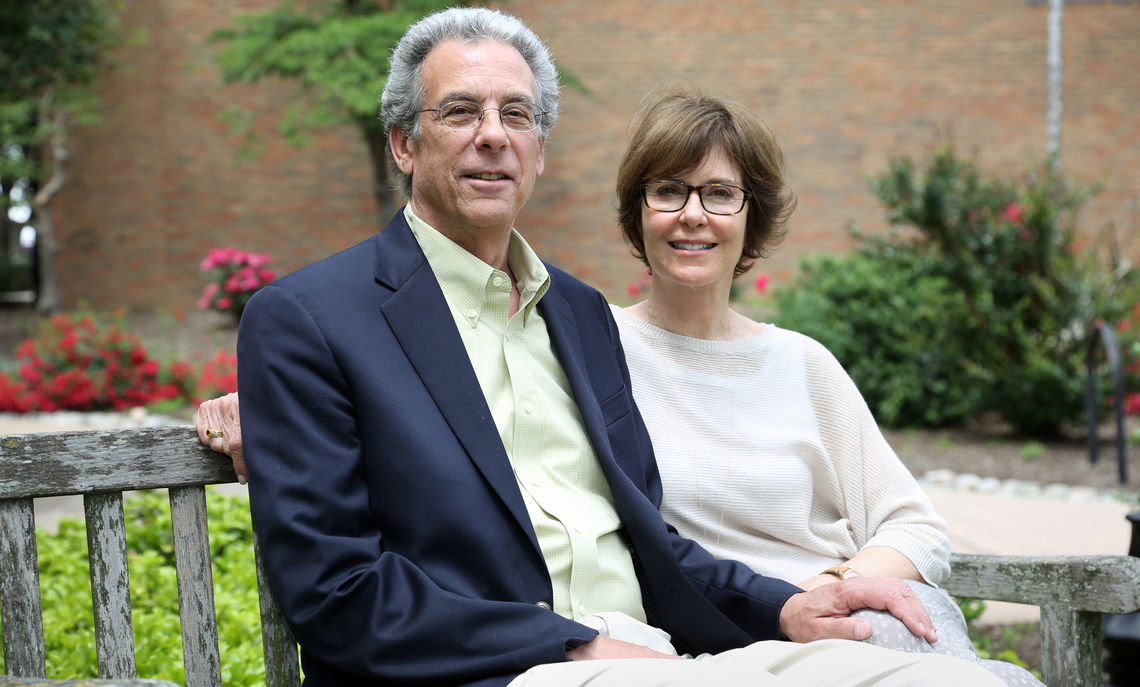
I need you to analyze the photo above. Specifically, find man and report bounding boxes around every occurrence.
[227,7,1003,686]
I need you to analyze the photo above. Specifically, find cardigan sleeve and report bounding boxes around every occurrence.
[799,334,951,585]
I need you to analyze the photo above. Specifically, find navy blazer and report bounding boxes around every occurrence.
[238,210,800,686]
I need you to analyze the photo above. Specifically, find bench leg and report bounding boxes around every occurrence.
[1041,605,1103,686]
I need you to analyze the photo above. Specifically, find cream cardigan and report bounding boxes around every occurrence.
[611,305,951,586]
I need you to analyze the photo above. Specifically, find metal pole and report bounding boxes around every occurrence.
[1047,0,1063,170]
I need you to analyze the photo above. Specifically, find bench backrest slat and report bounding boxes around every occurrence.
[0,427,299,686]
[84,492,136,677]
[169,486,223,687]
[0,428,236,499]
[0,498,46,677]
[254,539,303,687]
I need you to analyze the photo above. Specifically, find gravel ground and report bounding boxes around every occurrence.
[886,421,1140,499]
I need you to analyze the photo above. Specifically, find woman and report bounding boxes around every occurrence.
[197,89,1041,685]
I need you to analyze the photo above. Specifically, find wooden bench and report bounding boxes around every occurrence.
[3,427,1140,686]
[0,427,300,687]
[944,553,1140,685]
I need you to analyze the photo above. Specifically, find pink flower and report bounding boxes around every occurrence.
[216,297,233,310]
[1019,227,1031,241]
[198,282,219,309]
[1003,203,1023,225]
[754,273,770,293]
[224,274,244,293]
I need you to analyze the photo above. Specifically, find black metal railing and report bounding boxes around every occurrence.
[1086,321,1129,485]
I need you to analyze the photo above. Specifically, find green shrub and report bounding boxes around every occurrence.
[778,145,1139,434]
[776,248,982,427]
[0,489,274,685]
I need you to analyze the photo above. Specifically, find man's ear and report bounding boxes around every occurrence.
[389,127,415,176]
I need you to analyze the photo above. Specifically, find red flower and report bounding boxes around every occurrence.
[1124,393,1140,417]
[754,273,770,294]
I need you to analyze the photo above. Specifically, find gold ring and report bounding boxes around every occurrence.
[206,429,223,439]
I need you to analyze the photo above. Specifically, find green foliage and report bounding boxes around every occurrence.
[0,0,124,189]
[1019,441,1046,461]
[954,598,1038,676]
[776,248,982,427]
[778,145,1140,434]
[210,1,465,145]
[0,489,271,684]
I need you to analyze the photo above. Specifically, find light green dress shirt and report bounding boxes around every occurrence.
[405,207,646,623]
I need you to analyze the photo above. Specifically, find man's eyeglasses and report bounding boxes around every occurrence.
[642,181,751,215]
[418,100,546,133]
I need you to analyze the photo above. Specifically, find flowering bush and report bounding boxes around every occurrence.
[780,145,1140,434]
[196,350,238,403]
[0,314,183,413]
[198,247,276,322]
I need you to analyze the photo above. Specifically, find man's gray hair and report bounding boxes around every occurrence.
[381,7,561,198]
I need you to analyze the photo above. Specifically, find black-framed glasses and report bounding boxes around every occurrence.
[642,180,751,215]
[418,99,546,133]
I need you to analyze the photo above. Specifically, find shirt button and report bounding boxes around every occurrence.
[523,401,533,414]
[493,276,506,287]
[535,601,552,611]
[466,308,477,318]
[578,603,587,616]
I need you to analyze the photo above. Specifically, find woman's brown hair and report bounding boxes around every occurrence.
[616,88,796,277]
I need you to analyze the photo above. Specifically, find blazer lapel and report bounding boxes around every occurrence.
[374,214,541,554]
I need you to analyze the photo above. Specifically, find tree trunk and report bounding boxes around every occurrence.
[33,95,68,315]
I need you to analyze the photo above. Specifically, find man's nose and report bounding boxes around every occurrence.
[473,109,511,148]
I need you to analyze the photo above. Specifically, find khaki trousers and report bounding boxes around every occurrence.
[508,638,1009,687]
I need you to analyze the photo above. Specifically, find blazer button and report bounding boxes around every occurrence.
[535,601,552,611]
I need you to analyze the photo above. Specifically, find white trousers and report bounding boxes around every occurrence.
[509,638,1008,687]
[508,613,1007,687]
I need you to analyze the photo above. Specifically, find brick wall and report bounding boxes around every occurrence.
[51,0,1140,310]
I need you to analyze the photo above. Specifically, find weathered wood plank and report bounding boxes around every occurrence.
[945,553,1140,613]
[0,427,236,499]
[168,486,222,687]
[0,497,47,677]
[84,493,136,678]
[254,536,301,687]
[1039,605,1102,687]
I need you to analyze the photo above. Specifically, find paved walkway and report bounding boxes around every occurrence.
[4,411,1137,626]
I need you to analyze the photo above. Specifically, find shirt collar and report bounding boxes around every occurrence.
[404,206,550,327]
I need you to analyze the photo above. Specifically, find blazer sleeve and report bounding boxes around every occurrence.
[238,283,597,684]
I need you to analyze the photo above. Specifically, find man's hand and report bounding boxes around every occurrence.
[778,577,938,644]
[567,636,684,661]
[195,392,245,483]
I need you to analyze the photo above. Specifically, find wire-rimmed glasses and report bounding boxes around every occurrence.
[642,180,751,215]
[418,99,546,133]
